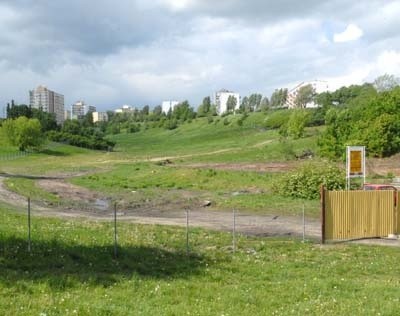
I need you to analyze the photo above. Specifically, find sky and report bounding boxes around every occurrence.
[1,0,400,113]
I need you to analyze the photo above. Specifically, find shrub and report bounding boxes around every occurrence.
[264,110,290,130]
[164,119,178,130]
[272,163,345,199]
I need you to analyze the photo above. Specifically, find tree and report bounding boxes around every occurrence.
[286,109,310,139]
[2,117,44,151]
[295,84,316,108]
[373,74,400,92]
[6,103,10,118]
[318,86,400,159]
[141,105,150,116]
[7,103,32,119]
[270,88,288,107]
[31,108,58,132]
[173,100,195,121]
[248,93,263,112]
[153,105,162,116]
[239,96,249,113]
[197,97,212,117]
[226,95,237,113]
[202,96,211,113]
[259,97,270,112]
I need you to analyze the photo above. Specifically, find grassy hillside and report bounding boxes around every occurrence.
[0,112,323,215]
[108,113,320,163]
[1,205,400,315]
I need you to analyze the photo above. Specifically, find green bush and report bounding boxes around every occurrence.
[264,110,290,130]
[272,163,345,199]
[163,119,178,130]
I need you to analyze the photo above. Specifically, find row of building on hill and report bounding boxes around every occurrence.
[28,80,330,125]
[159,81,329,115]
[161,89,240,115]
[29,85,108,125]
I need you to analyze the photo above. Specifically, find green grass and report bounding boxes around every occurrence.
[0,143,105,176]
[71,162,320,215]
[0,112,322,217]
[1,205,400,315]
[107,114,321,163]
[3,177,60,204]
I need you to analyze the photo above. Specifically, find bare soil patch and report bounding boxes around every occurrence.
[0,175,321,239]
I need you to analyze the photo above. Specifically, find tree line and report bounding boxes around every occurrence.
[2,74,399,157]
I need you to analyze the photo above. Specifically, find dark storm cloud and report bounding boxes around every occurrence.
[182,0,377,24]
[0,0,178,70]
[1,0,400,113]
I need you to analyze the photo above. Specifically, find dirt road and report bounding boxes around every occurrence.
[0,175,321,239]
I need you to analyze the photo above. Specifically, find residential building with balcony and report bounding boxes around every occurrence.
[29,85,65,124]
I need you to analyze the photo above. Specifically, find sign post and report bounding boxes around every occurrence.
[346,146,366,190]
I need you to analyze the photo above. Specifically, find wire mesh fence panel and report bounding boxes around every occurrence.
[233,208,321,242]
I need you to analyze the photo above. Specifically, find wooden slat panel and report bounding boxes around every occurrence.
[325,190,395,241]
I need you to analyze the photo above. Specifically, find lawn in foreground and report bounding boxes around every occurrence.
[0,205,399,315]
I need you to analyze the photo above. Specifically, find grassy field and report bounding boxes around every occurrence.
[108,114,320,163]
[71,161,320,215]
[1,113,400,315]
[1,205,400,315]
[0,112,322,215]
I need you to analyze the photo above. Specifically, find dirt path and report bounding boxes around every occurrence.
[183,162,295,172]
[0,176,321,239]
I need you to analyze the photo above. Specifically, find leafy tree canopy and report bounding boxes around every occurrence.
[295,84,315,108]
[373,73,400,92]
[318,86,400,158]
[2,117,44,151]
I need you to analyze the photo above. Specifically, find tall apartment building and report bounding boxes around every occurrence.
[29,85,64,124]
[162,101,179,114]
[71,101,96,119]
[115,105,135,113]
[92,112,108,123]
[213,89,240,114]
[285,80,330,109]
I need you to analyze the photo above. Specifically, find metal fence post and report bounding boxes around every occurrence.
[114,202,118,258]
[186,208,189,255]
[302,204,305,242]
[233,209,236,253]
[321,185,326,244]
[28,197,31,252]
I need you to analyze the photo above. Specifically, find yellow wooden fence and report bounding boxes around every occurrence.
[323,190,399,241]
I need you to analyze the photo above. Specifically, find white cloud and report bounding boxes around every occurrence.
[323,67,372,91]
[334,23,363,43]
[376,50,400,74]
[2,0,400,113]
[160,0,194,11]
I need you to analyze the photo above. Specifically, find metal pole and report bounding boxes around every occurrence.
[186,209,189,255]
[28,197,31,252]
[114,202,118,258]
[321,185,326,244]
[302,204,305,242]
[233,209,236,253]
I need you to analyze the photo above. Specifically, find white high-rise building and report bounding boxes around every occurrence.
[286,80,330,109]
[92,112,108,123]
[29,85,65,124]
[71,101,96,119]
[115,105,135,113]
[213,89,240,114]
[162,101,179,114]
